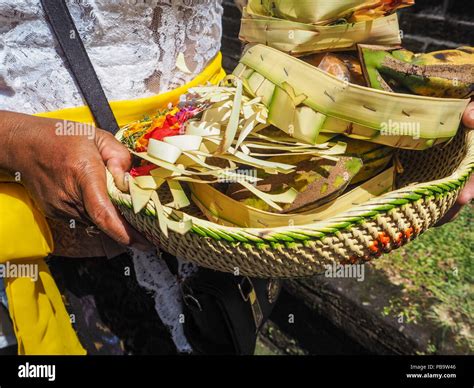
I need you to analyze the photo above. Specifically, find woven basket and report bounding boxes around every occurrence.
[108,128,473,278]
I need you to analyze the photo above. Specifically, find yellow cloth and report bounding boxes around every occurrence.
[0,52,225,355]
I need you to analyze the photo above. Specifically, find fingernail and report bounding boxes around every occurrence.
[123,172,131,191]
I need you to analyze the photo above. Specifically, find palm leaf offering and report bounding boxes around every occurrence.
[108,0,474,278]
[234,44,469,149]
[119,77,350,234]
[118,70,398,231]
[118,43,470,236]
[239,0,413,55]
[247,0,414,24]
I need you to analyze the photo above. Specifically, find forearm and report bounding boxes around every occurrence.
[0,110,25,175]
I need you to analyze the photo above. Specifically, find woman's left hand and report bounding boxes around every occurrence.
[437,101,474,225]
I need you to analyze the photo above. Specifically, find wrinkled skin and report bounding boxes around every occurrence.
[0,110,150,250]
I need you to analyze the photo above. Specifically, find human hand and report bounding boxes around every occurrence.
[436,101,474,225]
[0,110,151,250]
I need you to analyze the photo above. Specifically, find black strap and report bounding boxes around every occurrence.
[40,0,119,134]
[41,0,182,279]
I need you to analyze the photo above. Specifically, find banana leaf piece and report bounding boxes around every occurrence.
[226,155,363,213]
[358,44,474,98]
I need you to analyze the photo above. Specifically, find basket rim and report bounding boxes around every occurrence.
[108,130,474,245]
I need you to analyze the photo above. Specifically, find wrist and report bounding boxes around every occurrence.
[0,110,29,175]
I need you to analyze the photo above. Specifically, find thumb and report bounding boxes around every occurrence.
[462,101,474,129]
[96,129,132,192]
[107,157,131,193]
[80,163,151,250]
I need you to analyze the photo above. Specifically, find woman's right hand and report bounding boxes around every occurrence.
[0,110,151,250]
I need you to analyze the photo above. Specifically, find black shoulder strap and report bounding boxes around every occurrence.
[40,0,119,134]
[41,0,184,273]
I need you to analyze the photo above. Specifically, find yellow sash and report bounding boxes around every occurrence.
[0,53,225,355]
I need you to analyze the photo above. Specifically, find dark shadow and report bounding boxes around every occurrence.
[269,289,372,355]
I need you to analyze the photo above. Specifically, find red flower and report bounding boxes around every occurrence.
[144,114,182,141]
[165,114,178,126]
[130,163,157,177]
[145,126,180,141]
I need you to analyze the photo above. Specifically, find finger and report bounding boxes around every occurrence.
[79,165,152,250]
[462,101,474,129]
[435,203,463,227]
[107,157,131,192]
[457,175,474,205]
[435,175,474,226]
[96,130,132,192]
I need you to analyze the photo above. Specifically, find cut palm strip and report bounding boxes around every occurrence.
[238,137,346,156]
[129,177,192,234]
[166,180,190,209]
[129,178,155,214]
[164,135,203,151]
[122,79,349,237]
[248,130,338,146]
[190,167,395,228]
[132,151,194,176]
[134,150,235,177]
[217,79,243,154]
[147,139,182,164]
[247,0,378,24]
[134,175,165,190]
[235,113,260,149]
[224,150,295,174]
[235,44,469,148]
[181,151,223,171]
[240,8,401,55]
[238,180,298,211]
[150,168,180,179]
[185,121,221,136]
[150,191,193,237]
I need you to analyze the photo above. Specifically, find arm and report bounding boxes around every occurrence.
[0,110,150,250]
